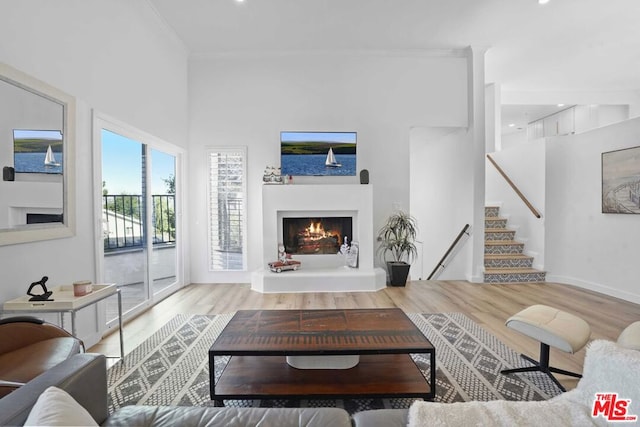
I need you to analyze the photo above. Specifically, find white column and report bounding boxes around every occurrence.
[467,46,488,283]
[485,82,501,153]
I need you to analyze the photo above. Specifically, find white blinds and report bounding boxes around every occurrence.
[207,148,246,271]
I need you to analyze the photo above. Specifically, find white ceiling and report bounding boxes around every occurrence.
[149,0,640,122]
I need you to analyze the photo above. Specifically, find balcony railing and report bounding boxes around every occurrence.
[103,194,175,251]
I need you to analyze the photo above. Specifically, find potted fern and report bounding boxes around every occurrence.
[376,211,418,286]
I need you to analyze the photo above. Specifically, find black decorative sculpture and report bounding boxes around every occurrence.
[27,276,54,302]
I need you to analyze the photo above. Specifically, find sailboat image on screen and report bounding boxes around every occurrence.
[44,145,60,167]
[325,147,342,168]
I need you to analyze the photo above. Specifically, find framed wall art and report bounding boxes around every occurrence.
[602,145,640,214]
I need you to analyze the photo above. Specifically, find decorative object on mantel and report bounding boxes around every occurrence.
[346,241,359,268]
[277,242,286,261]
[268,242,301,272]
[339,237,359,268]
[377,210,418,286]
[268,259,302,273]
[3,166,14,181]
[262,166,283,184]
[27,276,54,301]
[359,169,369,184]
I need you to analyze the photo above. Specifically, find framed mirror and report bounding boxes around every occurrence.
[0,62,75,245]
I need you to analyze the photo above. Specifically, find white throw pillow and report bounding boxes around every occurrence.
[24,386,98,427]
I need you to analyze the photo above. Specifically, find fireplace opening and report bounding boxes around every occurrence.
[283,217,353,255]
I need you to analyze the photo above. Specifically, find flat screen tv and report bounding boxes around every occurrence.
[280,131,357,176]
[13,129,63,174]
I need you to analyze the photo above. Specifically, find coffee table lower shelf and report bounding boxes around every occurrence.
[211,353,433,405]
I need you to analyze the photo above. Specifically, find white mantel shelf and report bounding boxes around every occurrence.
[253,184,385,293]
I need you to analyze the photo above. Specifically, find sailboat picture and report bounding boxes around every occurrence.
[13,129,63,174]
[281,131,356,176]
[325,147,342,168]
[44,145,61,167]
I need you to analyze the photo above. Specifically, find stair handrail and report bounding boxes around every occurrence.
[427,224,470,280]
[486,154,542,219]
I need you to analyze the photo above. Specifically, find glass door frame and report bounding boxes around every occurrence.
[92,111,184,330]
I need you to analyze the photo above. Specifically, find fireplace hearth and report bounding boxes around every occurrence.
[283,217,352,255]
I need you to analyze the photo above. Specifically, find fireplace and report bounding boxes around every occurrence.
[254,184,386,293]
[283,217,353,255]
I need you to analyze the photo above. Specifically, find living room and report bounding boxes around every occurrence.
[1,1,640,424]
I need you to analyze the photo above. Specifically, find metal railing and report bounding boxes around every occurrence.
[103,194,175,251]
[427,224,470,280]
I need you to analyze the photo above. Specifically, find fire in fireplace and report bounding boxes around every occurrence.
[283,217,353,255]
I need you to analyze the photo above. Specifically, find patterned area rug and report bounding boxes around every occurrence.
[107,312,562,415]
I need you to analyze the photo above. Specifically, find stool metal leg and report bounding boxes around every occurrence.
[501,343,582,392]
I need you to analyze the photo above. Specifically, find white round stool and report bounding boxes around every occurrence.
[501,304,591,392]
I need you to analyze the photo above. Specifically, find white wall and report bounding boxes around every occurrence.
[501,131,528,150]
[0,1,188,346]
[188,52,469,283]
[0,1,188,147]
[410,127,473,280]
[545,117,640,304]
[486,141,546,269]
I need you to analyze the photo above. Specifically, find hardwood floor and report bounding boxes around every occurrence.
[90,280,640,391]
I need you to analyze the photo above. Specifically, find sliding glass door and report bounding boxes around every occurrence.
[96,116,181,326]
[149,148,177,296]
[102,130,147,319]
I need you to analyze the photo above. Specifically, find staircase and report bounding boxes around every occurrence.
[484,206,546,283]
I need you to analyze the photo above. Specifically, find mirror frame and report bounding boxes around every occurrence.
[0,62,75,246]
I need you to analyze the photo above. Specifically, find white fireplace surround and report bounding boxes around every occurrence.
[252,184,385,293]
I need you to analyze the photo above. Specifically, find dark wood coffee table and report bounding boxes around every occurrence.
[208,308,435,405]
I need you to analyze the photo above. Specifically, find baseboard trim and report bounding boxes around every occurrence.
[546,274,640,305]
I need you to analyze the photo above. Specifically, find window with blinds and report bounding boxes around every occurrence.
[207,147,246,271]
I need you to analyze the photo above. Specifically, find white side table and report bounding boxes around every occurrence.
[2,283,124,359]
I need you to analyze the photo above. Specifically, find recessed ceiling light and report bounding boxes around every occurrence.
[508,123,516,127]
[538,0,550,4]
[557,103,565,107]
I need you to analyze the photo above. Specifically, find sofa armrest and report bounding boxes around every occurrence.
[0,353,108,426]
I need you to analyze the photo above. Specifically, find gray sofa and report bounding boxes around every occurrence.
[0,353,373,427]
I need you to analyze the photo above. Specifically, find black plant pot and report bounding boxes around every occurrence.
[387,261,411,287]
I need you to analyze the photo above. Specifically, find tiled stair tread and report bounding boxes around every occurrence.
[484,254,533,259]
[485,240,523,245]
[484,268,545,274]
[484,216,506,220]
